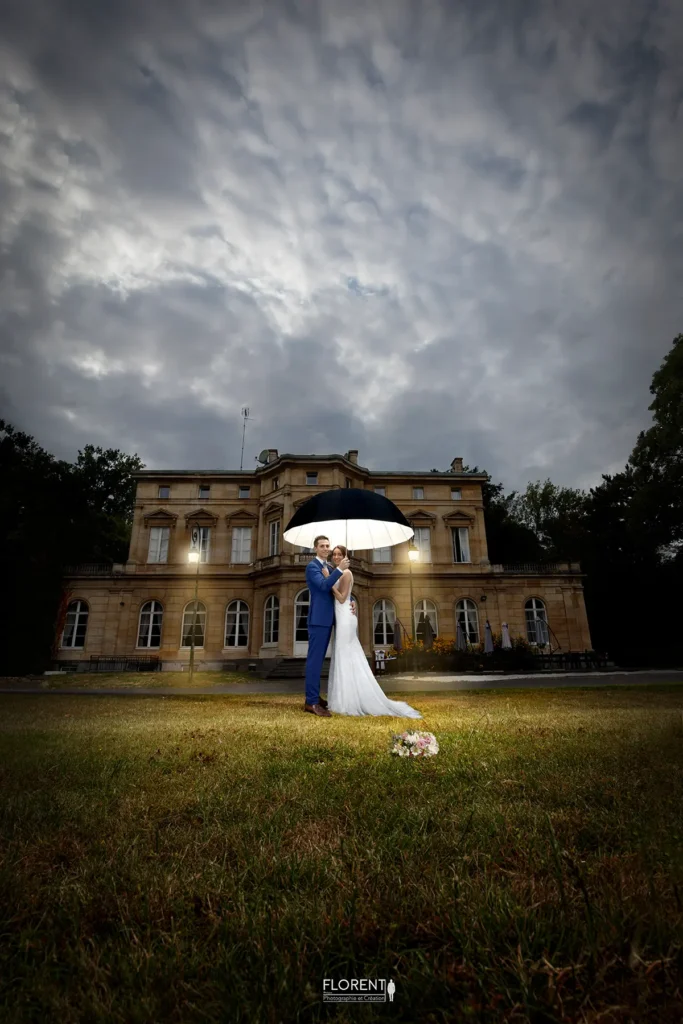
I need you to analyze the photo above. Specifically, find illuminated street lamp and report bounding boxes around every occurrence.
[187,548,200,685]
[408,540,419,677]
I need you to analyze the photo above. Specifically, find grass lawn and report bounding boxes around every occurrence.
[1,687,682,1022]
[2,671,255,690]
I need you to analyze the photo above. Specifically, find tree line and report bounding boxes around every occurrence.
[1,333,681,674]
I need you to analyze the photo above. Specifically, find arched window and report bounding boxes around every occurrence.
[525,598,549,645]
[137,600,163,648]
[373,599,396,646]
[414,599,438,641]
[181,601,206,648]
[61,600,89,648]
[264,595,279,645]
[294,589,309,644]
[456,599,479,644]
[225,600,249,648]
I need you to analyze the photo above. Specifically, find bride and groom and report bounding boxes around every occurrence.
[304,535,422,719]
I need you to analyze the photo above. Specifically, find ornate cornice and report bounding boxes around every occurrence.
[407,508,437,524]
[263,501,284,520]
[184,507,219,527]
[225,509,259,525]
[442,509,475,525]
[142,508,178,527]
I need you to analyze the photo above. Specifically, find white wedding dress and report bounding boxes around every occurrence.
[327,572,422,718]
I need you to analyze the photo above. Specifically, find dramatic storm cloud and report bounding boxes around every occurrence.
[1,0,681,488]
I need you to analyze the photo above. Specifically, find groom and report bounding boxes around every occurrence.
[304,535,349,717]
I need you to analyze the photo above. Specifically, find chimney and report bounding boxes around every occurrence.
[451,457,463,472]
[267,449,279,463]
[346,450,359,464]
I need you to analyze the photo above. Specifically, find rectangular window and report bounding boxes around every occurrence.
[272,477,279,491]
[269,519,280,556]
[413,487,424,500]
[199,485,210,500]
[231,527,252,563]
[414,527,431,562]
[198,526,210,563]
[238,485,250,499]
[345,477,352,488]
[452,527,471,563]
[373,546,392,563]
[374,486,385,497]
[158,485,170,499]
[147,527,169,563]
[451,488,462,500]
[306,471,318,485]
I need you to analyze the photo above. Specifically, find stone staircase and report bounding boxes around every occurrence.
[262,658,329,680]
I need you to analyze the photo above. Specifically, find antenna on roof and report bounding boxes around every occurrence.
[240,408,250,470]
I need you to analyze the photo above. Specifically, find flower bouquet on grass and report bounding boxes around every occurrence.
[390,731,439,758]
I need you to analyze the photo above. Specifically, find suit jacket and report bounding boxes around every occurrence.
[305,558,343,628]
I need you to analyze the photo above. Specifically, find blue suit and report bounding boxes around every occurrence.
[304,558,343,706]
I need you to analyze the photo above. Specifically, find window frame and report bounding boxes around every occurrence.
[451,526,471,563]
[372,546,392,563]
[180,600,206,649]
[158,485,170,499]
[456,598,479,644]
[269,519,281,557]
[231,526,252,564]
[60,599,89,649]
[224,600,250,649]
[373,598,396,647]
[147,526,170,563]
[414,599,438,640]
[198,484,210,500]
[450,488,462,500]
[414,526,432,563]
[263,595,280,645]
[137,599,163,649]
[412,486,424,500]
[306,471,318,486]
[525,598,549,645]
[238,485,251,499]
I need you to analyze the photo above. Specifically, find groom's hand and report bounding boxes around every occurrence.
[321,565,329,577]
[338,557,350,570]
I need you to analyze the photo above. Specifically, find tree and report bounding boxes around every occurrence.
[510,479,589,561]
[460,464,545,564]
[0,422,144,674]
[627,332,683,549]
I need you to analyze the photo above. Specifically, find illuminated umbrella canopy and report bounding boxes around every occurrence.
[283,488,414,550]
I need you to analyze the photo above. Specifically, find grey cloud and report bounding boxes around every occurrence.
[0,0,681,494]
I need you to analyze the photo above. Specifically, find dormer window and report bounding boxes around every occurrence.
[158,485,170,499]
[199,485,210,500]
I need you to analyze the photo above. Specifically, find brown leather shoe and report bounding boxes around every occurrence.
[304,703,331,717]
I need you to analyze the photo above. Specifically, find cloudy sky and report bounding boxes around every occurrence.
[1,0,681,491]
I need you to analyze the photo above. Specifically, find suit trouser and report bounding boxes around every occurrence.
[305,624,333,706]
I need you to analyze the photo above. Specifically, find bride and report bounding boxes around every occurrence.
[324,545,422,718]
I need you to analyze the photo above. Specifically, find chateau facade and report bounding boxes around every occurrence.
[55,450,593,670]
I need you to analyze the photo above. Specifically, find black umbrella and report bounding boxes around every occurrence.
[283,488,414,550]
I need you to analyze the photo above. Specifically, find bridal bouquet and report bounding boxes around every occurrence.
[390,731,439,758]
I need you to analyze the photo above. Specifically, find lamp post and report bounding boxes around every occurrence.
[408,540,419,678]
[187,549,200,685]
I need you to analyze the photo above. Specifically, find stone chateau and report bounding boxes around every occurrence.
[56,449,593,670]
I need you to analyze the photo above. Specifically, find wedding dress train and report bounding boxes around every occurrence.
[327,573,422,718]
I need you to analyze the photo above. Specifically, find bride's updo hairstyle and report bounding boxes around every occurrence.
[332,544,348,559]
